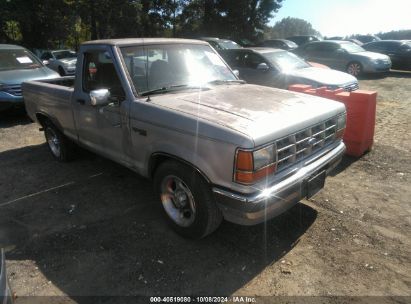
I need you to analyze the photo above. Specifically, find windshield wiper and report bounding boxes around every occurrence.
[207,79,246,85]
[141,84,204,96]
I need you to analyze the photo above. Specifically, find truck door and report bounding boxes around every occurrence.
[72,47,129,163]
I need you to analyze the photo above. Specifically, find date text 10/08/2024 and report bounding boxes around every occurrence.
[149,296,257,303]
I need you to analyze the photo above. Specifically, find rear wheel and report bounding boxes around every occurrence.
[43,120,76,162]
[154,161,222,238]
[346,62,363,76]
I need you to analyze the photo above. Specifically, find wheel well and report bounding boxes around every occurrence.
[347,61,362,68]
[35,113,50,127]
[149,153,211,184]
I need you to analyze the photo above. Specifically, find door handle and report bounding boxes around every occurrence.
[76,99,85,105]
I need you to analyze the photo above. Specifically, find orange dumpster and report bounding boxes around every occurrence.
[288,85,377,157]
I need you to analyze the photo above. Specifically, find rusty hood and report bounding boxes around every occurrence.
[150,84,346,146]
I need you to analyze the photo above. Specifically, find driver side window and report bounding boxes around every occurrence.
[83,51,125,98]
[244,52,266,69]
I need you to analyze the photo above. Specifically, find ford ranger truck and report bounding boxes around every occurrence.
[23,38,346,238]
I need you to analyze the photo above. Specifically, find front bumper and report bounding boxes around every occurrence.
[63,66,76,75]
[0,91,24,111]
[213,141,345,225]
[363,61,391,73]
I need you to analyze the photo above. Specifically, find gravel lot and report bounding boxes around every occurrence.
[1,71,410,303]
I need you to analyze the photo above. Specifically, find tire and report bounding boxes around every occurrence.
[43,120,76,162]
[58,66,66,76]
[346,61,363,77]
[153,160,223,239]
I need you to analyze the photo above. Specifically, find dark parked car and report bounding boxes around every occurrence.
[363,40,411,70]
[220,48,358,91]
[354,35,381,44]
[294,41,391,76]
[0,249,13,304]
[347,39,363,46]
[0,44,59,111]
[286,35,322,46]
[199,37,242,51]
[257,39,298,50]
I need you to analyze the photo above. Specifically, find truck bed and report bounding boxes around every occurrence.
[23,77,77,141]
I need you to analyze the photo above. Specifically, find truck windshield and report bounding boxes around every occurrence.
[0,49,42,71]
[120,44,237,95]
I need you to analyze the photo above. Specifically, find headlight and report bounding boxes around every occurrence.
[336,113,346,139]
[337,113,346,130]
[234,144,277,184]
[326,84,339,90]
[253,145,276,170]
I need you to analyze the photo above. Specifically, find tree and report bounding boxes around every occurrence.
[266,17,321,39]
[0,0,284,48]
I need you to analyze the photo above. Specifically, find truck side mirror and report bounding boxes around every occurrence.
[42,60,49,65]
[90,89,110,106]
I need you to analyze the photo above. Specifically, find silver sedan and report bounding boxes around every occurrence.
[294,41,391,76]
[220,48,359,91]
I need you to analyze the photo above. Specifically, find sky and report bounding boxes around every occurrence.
[269,0,411,37]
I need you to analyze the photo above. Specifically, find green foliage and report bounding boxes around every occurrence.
[376,30,411,40]
[265,17,321,39]
[0,0,283,49]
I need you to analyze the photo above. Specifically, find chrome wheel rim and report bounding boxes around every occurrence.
[45,128,61,157]
[160,175,196,227]
[347,63,361,76]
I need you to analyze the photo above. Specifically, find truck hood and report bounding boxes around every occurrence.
[287,67,357,86]
[150,84,346,146]
[0,67,59,85]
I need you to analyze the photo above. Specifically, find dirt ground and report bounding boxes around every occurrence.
[1,71,410,303]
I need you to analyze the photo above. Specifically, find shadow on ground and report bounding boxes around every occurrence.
[0,108,31,128]
[0,144,317,301]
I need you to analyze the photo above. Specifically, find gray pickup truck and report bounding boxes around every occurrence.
[23,38,346,238]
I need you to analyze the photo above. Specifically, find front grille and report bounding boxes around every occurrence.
[276,116,338,172]
[1,84,22,96]
[343,82,359,92]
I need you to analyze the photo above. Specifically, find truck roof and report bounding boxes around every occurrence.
[82,38,208,47]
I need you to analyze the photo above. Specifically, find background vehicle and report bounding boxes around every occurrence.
[0,44,59,111]
[199,37,242,51]
[363,40,411,70]
[354,35,381,44]
[257,39,298,50]
[23,38,346,238]
[347,39,363,46]
[286,35,322,46]
[0,249,13,304]
[294,41,392,76]
[234,38,256,47]
[40,49,77,76]
[220,48,358,91]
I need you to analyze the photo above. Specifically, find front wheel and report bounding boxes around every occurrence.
[43,120,76,162]
[346,62,363,76]
[154,161,222,239]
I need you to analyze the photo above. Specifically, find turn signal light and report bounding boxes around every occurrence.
[235,164,276,184]
[234,149,277,184]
